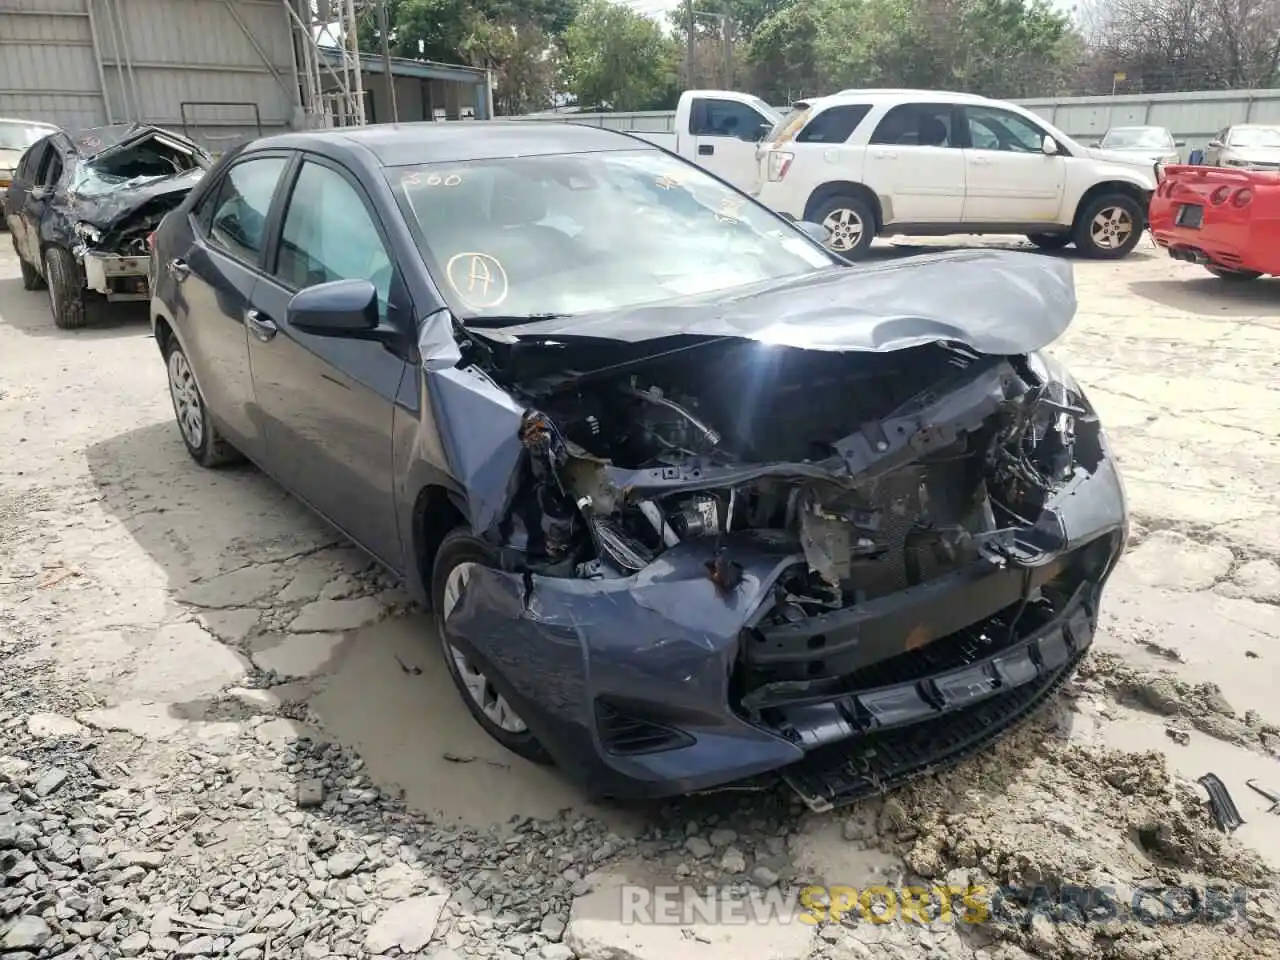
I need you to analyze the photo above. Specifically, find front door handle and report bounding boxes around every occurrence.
[870,150,898,160]
[245,308,278,342]
[168,257,190,280]
[971,156,991,165]
[698,143,714,156]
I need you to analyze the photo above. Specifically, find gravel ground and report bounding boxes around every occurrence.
[2,233,1279,960]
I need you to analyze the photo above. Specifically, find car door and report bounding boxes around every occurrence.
[688,96,775,190]
[958,104,1065,224]
[863,102,966,223]
[247,154,409,568]
[5,141,42,253]
[170,153,291,462]
[17,141,63,265]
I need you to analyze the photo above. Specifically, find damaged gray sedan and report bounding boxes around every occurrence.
[6,122,209,328]
[149,123,1128,810]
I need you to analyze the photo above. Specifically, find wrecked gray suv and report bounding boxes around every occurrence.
[6,122,209,328]
[149,123,1128,811]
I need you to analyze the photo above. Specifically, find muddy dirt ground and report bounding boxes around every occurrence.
[1,234,1278,960]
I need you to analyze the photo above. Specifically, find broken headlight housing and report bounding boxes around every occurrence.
[74,221,102,243]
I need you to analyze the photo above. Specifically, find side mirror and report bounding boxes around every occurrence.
[30,185,52,201]
[1175,139,1186,147]
[1042,135,1059,155]
[795,220,830,244]
[754,121,772,143]
[288,278,380,337]
[1208,139,1223,149]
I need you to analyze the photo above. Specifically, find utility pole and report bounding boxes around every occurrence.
[378,0,399,122]
[685,0,695,88]
[723,17,732,88]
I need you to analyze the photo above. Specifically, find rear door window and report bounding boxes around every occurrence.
[796,105,871,143]
[869,103,959,147]
[206,156,288,265]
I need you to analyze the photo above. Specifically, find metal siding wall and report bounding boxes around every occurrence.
[0,0,297,148]
[110,0,296,148]
[0,3,105,129]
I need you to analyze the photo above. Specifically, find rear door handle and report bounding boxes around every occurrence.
[245,308,278,342]
[870,150,898,160]
[168,257,190,280]
[971,156,991,165]
[698,143,714,156]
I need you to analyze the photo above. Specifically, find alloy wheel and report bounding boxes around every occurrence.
[167,350,205,450]
[821,207,864,252]
[442,562,528,733]
[1089,205,1134,250]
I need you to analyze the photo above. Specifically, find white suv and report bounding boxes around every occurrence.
[754,89,1159,259]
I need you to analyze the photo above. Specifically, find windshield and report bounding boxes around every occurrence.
[1100,127,1173,150]
[387,150,835,321]
[70,134,207,196]
[0,120,55,152]
[1228,126,1280,148]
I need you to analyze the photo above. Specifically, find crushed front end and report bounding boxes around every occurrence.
[435,328,1127,808]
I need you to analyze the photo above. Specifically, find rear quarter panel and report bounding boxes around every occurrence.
[1149,165,1280,274]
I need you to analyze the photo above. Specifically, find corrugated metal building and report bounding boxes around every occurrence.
[0,0,494,150]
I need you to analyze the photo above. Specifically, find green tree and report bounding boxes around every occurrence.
[562,0,680,109]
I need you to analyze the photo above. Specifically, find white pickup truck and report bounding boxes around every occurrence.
[624,90,781,194]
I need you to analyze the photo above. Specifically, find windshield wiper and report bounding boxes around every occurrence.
[463,313,571,329]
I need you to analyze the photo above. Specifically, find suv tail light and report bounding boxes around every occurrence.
[767,150,794,182]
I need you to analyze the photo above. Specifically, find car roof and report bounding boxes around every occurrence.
[245,121,653,167]
[1106,125,1168,131]
[823,89,995,105]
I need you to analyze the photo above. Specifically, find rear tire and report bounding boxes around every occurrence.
[433,527,552,765]
[1206,266,1262,281]
[1072,193,1144,259]
[43,246,87,329]
[163,336,243,468]
[812,194,877,260]
[1027,233,1071,250]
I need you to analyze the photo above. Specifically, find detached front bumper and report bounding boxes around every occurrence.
[82,251,150,301]
[444,456,1128,808]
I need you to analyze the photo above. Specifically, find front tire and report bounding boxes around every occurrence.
[44,246,87,328]
[1206,266,1262,281]
[812,194,877,259]
[1073,194,1144,259]
[163,337,242,467]
[1027,233,1071,250]
[432,527,552,765]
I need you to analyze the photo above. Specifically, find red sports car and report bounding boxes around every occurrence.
[1149,164,1280,280]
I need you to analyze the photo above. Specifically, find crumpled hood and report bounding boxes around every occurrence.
[472,248,1077,356]
[1083,145,1160,172]
[70,166,205,231]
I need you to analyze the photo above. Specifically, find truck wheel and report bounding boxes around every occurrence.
[20,254,45,291]
[433,527,552,765]
[1027,233,1071,250]
[164,337,243,467]
[1206,266,1262,281]
[813,194,876,259]
[1073,194,1144,259]
[43,246,88,329]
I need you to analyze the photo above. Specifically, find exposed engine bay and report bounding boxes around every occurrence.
[430,249,1125,809]
[477,336,1103,601]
